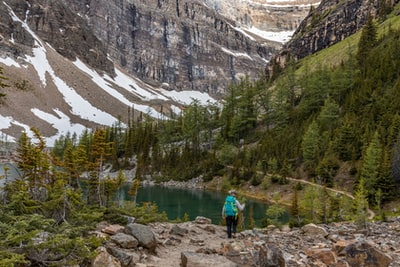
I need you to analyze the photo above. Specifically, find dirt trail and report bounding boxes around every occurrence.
[146,222,229,267]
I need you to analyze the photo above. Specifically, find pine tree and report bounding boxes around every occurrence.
[220,82,240,141]
[354,178,369,230]
[376,148,396,202]
[317,98,339,133]
[301,185,318,223]
[115,170,127,207]
[302,120,320,171]
[15,128,51,201]
[128,178,141,204]
[86,129,112,206]
[289,188,302,227]
[356,13,378,76]
[359,131,382,202]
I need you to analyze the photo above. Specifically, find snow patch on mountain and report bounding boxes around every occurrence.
[0,2,218,146]
[0,115,29,142]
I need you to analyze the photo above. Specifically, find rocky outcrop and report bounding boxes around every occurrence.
[94,216,400,267]
[0,0,114,75]
[282,0,400,60]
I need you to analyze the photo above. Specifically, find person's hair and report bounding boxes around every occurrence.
[229,189,236,195]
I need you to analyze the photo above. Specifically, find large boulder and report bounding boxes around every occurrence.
[124,223,157,251]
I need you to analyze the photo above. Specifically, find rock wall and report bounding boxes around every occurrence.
[62,0,280,97]
[204,0,318,32]
[283,0,400,60]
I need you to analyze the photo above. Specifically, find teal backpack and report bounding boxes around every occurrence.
[224,195,238,217]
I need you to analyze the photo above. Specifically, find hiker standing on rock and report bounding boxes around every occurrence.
[222,189,245,238]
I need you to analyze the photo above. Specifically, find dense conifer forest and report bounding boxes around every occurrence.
[1,7,400,266]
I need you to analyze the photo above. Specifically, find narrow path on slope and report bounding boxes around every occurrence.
[284,176,375,219]
[224,165,375,220]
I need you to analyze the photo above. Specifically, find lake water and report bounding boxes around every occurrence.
[0,163,288,227]
[0,163,21,186]
[127,185,287,228]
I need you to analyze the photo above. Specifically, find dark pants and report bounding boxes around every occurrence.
[225,215,238,238]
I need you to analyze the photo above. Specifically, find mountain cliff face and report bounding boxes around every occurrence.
[0,0,316,144]
[0,0,114,75]
[280,0,400,61]
[204,0,316,32]
[64,0,275,96]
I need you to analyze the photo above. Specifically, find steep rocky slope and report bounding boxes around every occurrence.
[62,0,279,96]
[0,0,316,143]
[281,0,400,61]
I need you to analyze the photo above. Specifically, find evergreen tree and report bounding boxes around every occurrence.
[317,97,340,133]
[302,120,321,172]
[334,115,360,161]
[182,99,205,155]
[289,188,302,227]
[301,185,319,223]
[15,128,51,201]
[128,178,141,204]
[359,131,382,202]
[86,129,112,206]
[229,77,257,140]
[376,148,397,202]
[61,141,81,188]
[356,14,378,76]
[115,170,127,207]
[353,178,369,230]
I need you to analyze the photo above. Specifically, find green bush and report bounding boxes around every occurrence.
[270,174,288,185]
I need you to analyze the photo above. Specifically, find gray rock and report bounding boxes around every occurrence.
[111,233,139,249]
[170,224,189,236]
[124,223,157,251]
[106,246,134,267]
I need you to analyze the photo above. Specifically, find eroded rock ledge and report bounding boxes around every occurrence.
[94,216,400,267]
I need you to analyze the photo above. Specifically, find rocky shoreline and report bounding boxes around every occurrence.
[93,216,400,266]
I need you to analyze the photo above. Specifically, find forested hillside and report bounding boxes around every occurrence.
[1,3,400,266]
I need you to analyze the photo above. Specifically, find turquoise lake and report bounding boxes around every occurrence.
[128,185,288,228]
